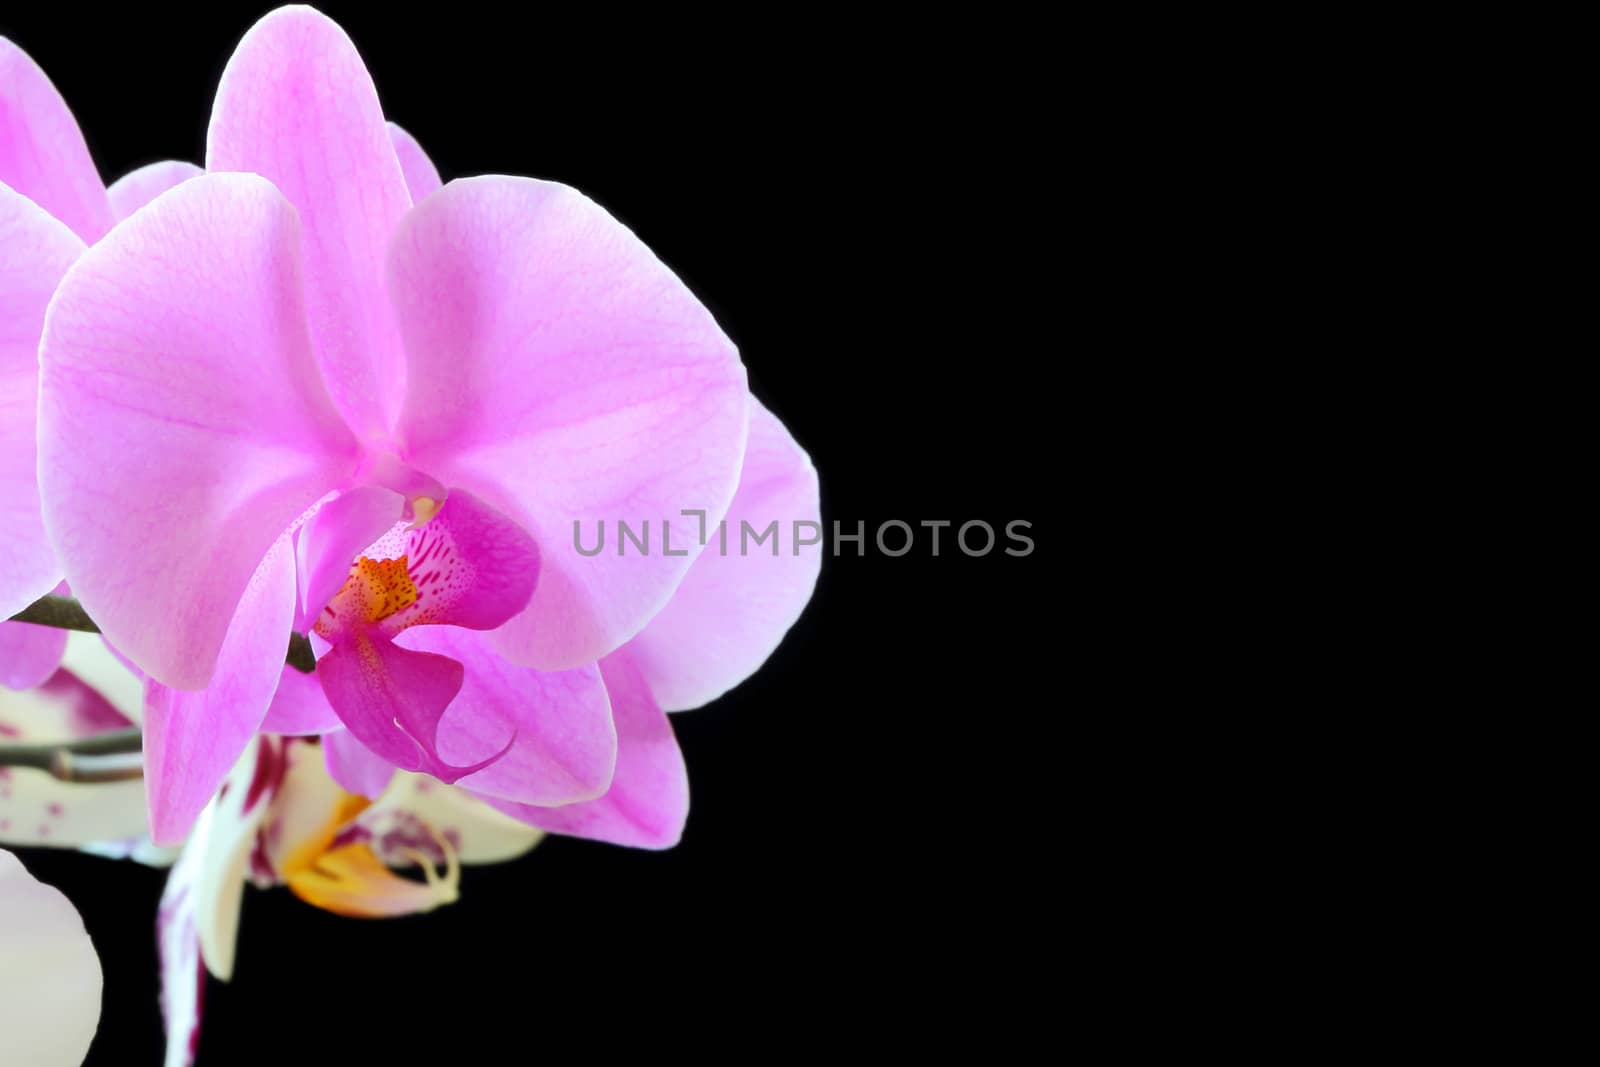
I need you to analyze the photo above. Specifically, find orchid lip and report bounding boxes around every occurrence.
[304,490,537,785]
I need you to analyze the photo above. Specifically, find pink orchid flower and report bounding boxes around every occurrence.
[36,6,820,846]
[2,35,202,688]
[0,847,102,1065]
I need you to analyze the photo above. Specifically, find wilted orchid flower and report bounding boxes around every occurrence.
[0,847,102,1065]
[37,4,820,846]
[2,36,202,688]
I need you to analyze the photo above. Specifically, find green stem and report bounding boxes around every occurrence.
[9,593,317,674]
[0,727,144,782]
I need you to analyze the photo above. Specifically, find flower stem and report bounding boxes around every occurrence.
[8,593,317,674]
[0,728,144,781]
[7,594,97,632]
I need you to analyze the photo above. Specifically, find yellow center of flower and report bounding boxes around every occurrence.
[346,556,419,625]
[279,791,461,919]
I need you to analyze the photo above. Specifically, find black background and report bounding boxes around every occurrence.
[3,5,1053,1061]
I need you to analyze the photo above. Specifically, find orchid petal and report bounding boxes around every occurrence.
[388,175,748,670]
[0,183,81,618]
[194,737,281,980]
[294,486,404,631]
[60,632,143,726]
[483,650,687,848]
[379,488,539,636]
[157,737,280,1067]
[389,122,441,200]
[258,738,344,878]
[156,833,203,1067]
[0,37,112,241]
[144,537,297,845]
[317,630,509,784]
[396,626,616,807]
[311,489,537,644]
[268,737,542,867]
[0,621,67,690]
[0,763,149,849]
[0,848,102,1066]
[106,160,204,220]
[628,399,821,710]
[38,172,358,689]
[207,6,411,438]
[0,660,132,741]
[259,666,342,737]
[323,728,395,799]
[364,771,544,866]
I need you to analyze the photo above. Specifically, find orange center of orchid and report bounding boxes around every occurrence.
[314,555,419,640]
[349,555,419,623]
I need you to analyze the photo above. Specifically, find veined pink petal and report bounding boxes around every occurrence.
[106,159,204,220]
[294,486,404,631]
[259,666,341,737]
[0,669,146,848]
[379,489,539,636]
[322,728,395,799]
[308,491,539,784]
[0,848,102,1066]
[317,631,508,784]
[0,37,113,242]
[38,172,359,689]
[0,621,67,690]
[207,6,411,438]
[389,176,748,670]
[400,626,616,807]
[627,399,821,710]
[0,184,81,619]
[144,538,298,845]
[389,122,441,200]
[312,490,537,645]
[482,651,687,848]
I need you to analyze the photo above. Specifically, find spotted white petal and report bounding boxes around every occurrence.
[0,666,145,848]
